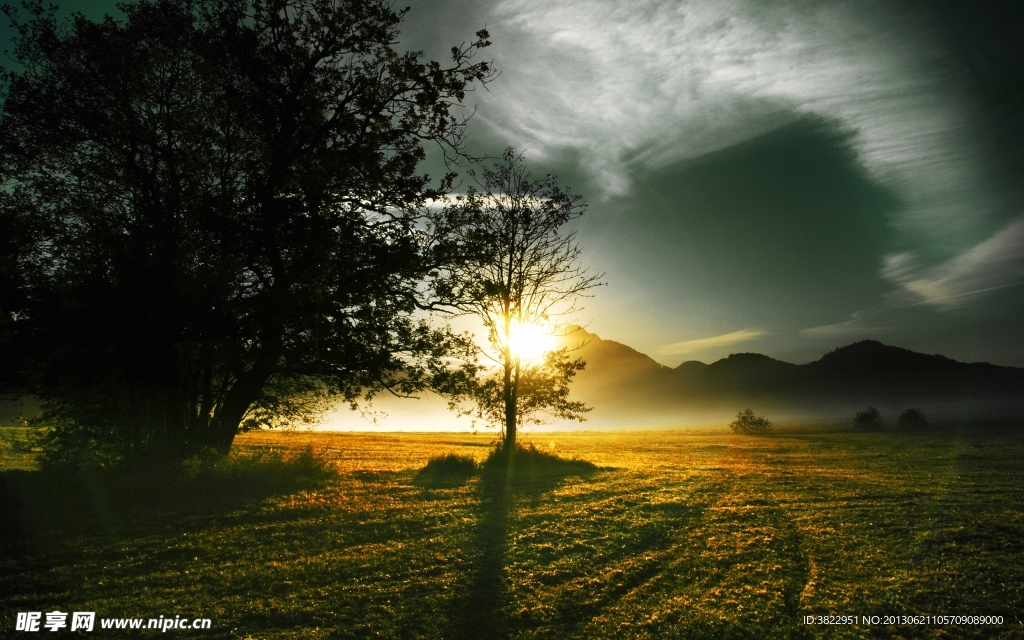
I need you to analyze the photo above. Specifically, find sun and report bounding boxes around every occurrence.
[508,321,556,364]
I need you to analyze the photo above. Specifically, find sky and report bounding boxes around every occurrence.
[399,0,1024,367]
[3,0,1022,368]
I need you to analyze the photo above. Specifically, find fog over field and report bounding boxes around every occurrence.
[321,328,1024,432]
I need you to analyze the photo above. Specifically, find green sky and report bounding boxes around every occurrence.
[5,0,1022,367]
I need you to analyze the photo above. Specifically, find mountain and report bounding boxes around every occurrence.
[561,332,1024,428]
[674,361,709,376]
[560,329,668,378]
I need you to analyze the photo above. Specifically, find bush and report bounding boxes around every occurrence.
[852,406,883,431]
[35,419,125,470]
[415,453,478,486]
[181,446,338,489]
[482,442,598,483]
[730,409,772,435]
[896,408,929,431]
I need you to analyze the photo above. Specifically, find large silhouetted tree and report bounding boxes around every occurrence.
[438,150,602,454]
[0,0,492,463]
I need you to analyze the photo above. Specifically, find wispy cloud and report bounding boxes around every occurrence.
[476,0,995,243]
[660,329,766,356]
[881,215,1024,310]
[801,315,895,339]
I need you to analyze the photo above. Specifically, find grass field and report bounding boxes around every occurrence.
[2,425,1024,638]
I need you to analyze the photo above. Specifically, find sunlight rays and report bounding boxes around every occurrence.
[507,320,556,364]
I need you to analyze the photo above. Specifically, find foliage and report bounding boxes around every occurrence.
[729,408,772,434]
[437,150,602,449]
[897,407,930,431]
[0,426,42,470]
[442,347,590,434]
[0,0,493,463]
[415,452,478,486]
[239,375,336,432]
[35,419,126,470]
[180,445,338,488]
[852,405,884,431]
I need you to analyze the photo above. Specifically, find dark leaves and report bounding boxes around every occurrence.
[0,0,494,462]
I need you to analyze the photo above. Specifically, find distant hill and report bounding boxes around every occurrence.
[673,361,709,376]
[558,330,1024,428]
[805,340,1022,392]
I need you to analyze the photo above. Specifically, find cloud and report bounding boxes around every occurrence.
[659,328,766,356]
[474,0,996,242]
[801,316,895,339]
[881,215,1024,310]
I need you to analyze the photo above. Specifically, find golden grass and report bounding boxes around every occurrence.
[3,426,1023,638]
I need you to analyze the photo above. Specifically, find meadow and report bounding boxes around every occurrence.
[2,425,1023,639]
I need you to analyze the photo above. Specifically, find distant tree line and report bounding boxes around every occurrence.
[727,406,932,435]
[853,406,930,431]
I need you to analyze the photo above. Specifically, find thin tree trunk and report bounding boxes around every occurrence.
[503,356,516,452]
[502,309,517,453]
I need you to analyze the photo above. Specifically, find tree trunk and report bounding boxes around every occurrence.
[502,309,517,454]
[503,357,516,453]
[208,335,282,454]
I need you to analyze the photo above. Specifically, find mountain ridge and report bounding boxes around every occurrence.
[561,329,1024,427]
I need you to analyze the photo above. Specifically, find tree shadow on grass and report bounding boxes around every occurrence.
[449,476,512,640]
[445,444,601,639]
[0,449,338,603]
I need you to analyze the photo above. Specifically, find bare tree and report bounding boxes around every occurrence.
[439,149,603,453]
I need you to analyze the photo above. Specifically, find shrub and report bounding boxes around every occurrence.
[35,419,125,470]
[730,409,772,434]
[897,407,929,431]
[181,446,338,489]
[482,442,598,483]
[852,406,884,431]
[415,453,478,486]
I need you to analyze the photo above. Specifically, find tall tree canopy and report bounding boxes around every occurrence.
[0,0,492,463]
